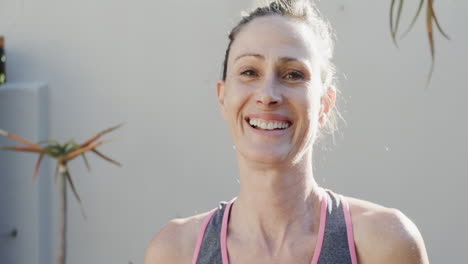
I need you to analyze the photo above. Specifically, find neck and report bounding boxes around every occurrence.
[229,151,323,253]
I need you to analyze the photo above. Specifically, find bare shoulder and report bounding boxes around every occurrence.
[144,211,212,264]
[345,196,429,264]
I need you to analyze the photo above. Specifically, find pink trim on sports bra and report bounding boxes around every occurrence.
[309,189,328,264]
[191,208,218,264]
[221,197,237,264]
[220,191,328,264]
[342,195,359,264]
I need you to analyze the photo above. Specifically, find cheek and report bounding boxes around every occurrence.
[292,88,320,117]
[224,83,252,113]
[305,86,323,112]
[294,92,322,134]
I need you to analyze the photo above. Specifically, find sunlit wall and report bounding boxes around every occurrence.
[0,0,466,263]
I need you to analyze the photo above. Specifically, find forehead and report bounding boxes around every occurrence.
[229,15,316,63]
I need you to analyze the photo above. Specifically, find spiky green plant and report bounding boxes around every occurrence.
[0,124,123,264]
[389,0,450,82]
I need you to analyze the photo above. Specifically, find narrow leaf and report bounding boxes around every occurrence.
[426,0,435,59]
[390,0,397,46]
[98,123,125,136]
[1,146,43,153]
[80,135,100,148]
[426,0,435,84]
[80,123,124,147]
[54,163,61,184]
[33,153,45,182]
[63,168,81,202]
[82,153,91,172]
[44,145,63,158]
[400,0,424,40]
[0,131,43,149]
[92,149,122,167]
[63,141,105,161]
[64,168,87,219]
[395,0,404,35]
[430,3,450,39]
[425,61,435,89]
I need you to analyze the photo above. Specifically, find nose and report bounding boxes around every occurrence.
[255,76,283,108]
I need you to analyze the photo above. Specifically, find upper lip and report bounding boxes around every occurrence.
[245,113,293,124]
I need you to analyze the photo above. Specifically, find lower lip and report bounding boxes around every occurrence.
[245,120,292,137]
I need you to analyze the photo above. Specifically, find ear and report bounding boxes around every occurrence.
[318,88,336,128]
[216,80,227,120]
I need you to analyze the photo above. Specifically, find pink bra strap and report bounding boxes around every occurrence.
[191,208,217,264]
[221,197,237,264]
[341,195,358,264]
[310,189,328,264]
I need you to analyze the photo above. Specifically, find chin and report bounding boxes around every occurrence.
[238,144,293,165]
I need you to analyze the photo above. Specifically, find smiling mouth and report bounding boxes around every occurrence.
[246,117,292,131]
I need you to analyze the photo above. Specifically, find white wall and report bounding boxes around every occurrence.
[1,0,467,263]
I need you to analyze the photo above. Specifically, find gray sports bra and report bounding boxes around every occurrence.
[192,189,358,264]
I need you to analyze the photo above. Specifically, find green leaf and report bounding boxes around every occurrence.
[82,153,91,172]
[64,168,87,219]
[426,0,435,86]
[92,149,122,167]
[64,168,81,202]
[99,123,125,136]
[395,0,404,36]
[429,3,450,40]
[81,123,125,147]
[390,0,404,47]
[390,0,397,45]
[33,153,45,182]
[63,142,77,154]
[426,0,435,59]
[44,145,64,157]
[400,0,424,40]
[54,163,60,184]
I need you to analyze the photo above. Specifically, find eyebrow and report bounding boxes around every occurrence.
[234,53,305,64]
[234,53,264,62]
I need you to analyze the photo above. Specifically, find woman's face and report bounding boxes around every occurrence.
[217,15,335,165]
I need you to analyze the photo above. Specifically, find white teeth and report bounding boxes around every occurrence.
[248,118,290,130]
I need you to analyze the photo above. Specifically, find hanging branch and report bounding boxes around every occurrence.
[389,0,450,83]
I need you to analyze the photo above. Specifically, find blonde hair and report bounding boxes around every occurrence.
[222,0,342,141]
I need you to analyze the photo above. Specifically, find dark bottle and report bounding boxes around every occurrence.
[0,36,5,85]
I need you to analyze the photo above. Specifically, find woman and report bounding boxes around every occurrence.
[145,1,429,263]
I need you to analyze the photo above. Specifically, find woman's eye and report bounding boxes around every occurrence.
[284,71,305,81]
[240,69,257,77]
